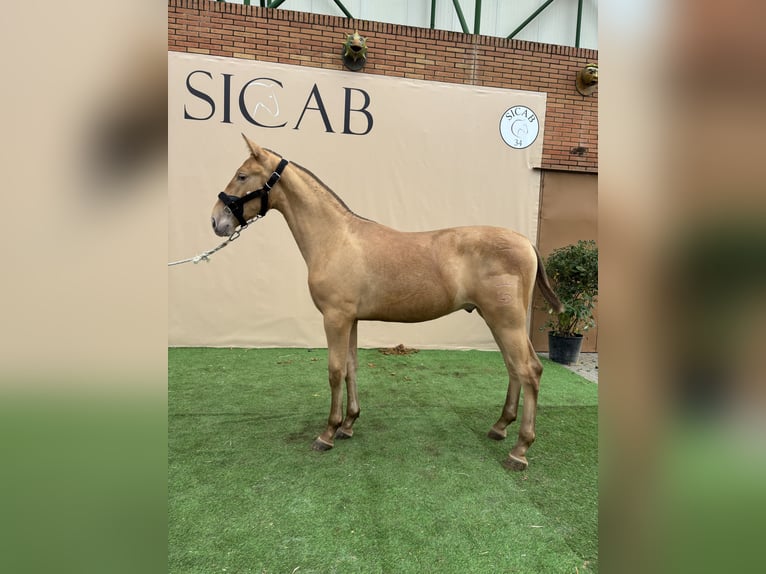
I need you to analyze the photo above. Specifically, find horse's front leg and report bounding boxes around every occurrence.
[312,313,353,451]
[336,320,360,440]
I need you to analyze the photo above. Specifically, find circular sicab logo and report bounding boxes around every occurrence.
[499,106,539,149]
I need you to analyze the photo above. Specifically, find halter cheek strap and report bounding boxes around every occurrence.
[218,159,289,227]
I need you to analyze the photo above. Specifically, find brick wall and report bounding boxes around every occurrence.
[168,0,598,172]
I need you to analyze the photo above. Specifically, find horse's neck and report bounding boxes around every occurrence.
[273,166,355,265]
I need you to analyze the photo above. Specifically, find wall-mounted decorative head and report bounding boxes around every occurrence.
[342,30,368,71]
[576,63,598,96]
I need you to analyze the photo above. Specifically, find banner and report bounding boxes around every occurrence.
[169,52,546,349]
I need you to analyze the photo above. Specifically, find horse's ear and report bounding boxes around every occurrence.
[241,133,264,159]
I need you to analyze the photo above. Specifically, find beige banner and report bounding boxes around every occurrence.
[169,52,546,349]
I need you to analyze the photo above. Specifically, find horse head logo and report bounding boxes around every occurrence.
[249,80,281,119]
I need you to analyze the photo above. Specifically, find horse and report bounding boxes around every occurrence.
[210,134,564,470]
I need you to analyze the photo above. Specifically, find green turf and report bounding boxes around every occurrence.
[169,348,598,573]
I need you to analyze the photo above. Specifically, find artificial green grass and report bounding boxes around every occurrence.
[169,348,598,573]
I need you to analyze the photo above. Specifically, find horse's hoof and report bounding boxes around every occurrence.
[311,437,334,451]
[335,428,354,440]
[502,454,528,471]
[487,428,507,441]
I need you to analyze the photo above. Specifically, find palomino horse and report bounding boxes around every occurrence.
[211,135,563,470]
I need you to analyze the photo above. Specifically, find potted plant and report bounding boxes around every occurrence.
[543,240,599,365]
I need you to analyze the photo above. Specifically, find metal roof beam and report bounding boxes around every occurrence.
[451,0,470,34]
[507,0,557,40]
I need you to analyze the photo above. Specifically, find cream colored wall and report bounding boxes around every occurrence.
[169,52,547,349]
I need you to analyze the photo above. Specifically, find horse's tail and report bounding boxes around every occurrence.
[533,245,564,314]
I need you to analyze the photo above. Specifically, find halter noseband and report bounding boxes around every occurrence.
[218,159,289,227]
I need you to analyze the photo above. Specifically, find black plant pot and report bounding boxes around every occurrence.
[548,332,584,365]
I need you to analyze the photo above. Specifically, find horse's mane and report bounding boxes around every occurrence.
[265,148,373,223]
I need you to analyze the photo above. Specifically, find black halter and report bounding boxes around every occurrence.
[218,159,289,227]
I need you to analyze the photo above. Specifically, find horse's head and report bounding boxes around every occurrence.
[211,134,281,237]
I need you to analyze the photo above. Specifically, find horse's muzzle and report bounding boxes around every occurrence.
[211,215,233,237]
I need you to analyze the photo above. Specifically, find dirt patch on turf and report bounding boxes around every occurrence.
[378,344,419,356]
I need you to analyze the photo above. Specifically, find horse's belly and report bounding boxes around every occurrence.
[357,284,458,322]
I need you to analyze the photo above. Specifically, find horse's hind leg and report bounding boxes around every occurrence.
[336,320,360,439]
[485,320,543,471]
[505,339,542,471]
[487,341,521,442]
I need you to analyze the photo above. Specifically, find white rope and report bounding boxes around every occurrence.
[167,216,261,267]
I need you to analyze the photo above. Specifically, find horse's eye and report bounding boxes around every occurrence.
[237,173,247,182]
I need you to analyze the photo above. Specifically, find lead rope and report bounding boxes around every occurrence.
[167,215,261,267]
